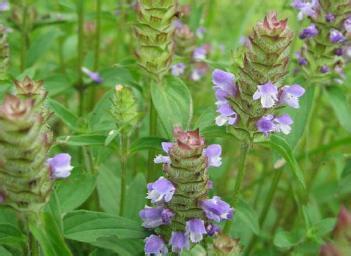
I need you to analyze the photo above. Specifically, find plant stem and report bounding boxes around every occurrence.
[147,96,158,182]
[223,142,250,234]
[20,3,29,71]
[245,169,283,255]
[28,231,40,256]
[119,132,129,216]
[77,0,85,116]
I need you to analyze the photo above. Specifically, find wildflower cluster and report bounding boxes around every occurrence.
[171,4,211,81]
[212,13,305,139]
[0,24,9,80]
[292,0,351,84]
[0,77,72,212]
[140,128,233,255]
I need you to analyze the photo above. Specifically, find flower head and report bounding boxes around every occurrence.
[144,235,168,256]
[185,219,207,243]
[253,82,278,108]
[274,114,293,135]
[256,115,275,136]
[82,67,103,84]
[139,206,174,228]
[201,196,234,222]
[299,24,318,39]
[169,232,190,253]
[204,144,222,167]
[292,0,319,20]
[147,177,175,203]
[48,153,74,179]
[0,95,34,121]
[329,29,345,43]
[279,84,305,108]
[171,63,186,77]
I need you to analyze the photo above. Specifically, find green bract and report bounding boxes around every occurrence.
[0,78,53,213]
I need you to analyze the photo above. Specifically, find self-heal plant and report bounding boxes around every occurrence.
[0,77,72,212]
[0,24,9,80]
[140,128,233,254]
[293,0,351,84]
[212,13,305,139]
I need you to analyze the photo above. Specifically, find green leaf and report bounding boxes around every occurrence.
[29,211,72,256]
[48,99,79,130]
[151,76,193,138]
[63,210,146,243]
[97,166,121,215]
[0,224,25,246]
[0,246,13,256]
[283,87,315,149]
[89,90,115,132]
[123,173,147,221]
[26,30,59,67]
[56,134,106,146]
[325,86,351,133]
[311,218,336,238]
[261,135,306,189]
[235,199,260,235]
[129,137,166,154]
[273,229,305,248]
[92,236,144,256]
[56,171,96,213]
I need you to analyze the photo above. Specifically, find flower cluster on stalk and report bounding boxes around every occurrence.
[211,13,305,138]
[292,0,351,84]
[140,128,233,255]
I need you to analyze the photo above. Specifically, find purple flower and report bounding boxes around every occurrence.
[207,180,213,190]
[335,48,344,56]
[193,46,207,61]
[173,19,184,30]
[256,115,275,136]
[204,144,222,167]
[169,232,190,253]
[185,219,207,243]
[320,65,329,73]
[253,82,278,108]
[144,235,168,256]
[299,24,318,39]
[329,29,345,43]
[171,63,186,77]
[139,206,174,228]
[196,27,206,39]
[0,0,9,11]
[154,155,171,164]
[201,196,234,222]
[292,0,319,20]
[274,114,293,135]
[82,67,103,84]
[279,84,305,108]
[190,67,207,81]
[161,142,173,153]
[206,223,220,236]
[295,51,308,66]
[344,17,351,33]
[215,101,238,126]
[325,13,335,23]
[147,177,175,203]
[48,153,73,179]
[212,69,237,98]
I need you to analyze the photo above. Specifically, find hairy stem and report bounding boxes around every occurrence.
[223,142,250,234]
[147,96,158,182]
[119,132,129,216]
[76,0,85,116]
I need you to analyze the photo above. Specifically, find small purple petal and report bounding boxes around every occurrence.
[139,206,174,228]
[144,235,168,256]
[161,142,173,153]
[292,0,318,20]
[48,153,73,179]
[320,65,330,73]
[154,155,171,164]
[169,232,190,253]
[256,115,275,136]
[193,46,207,61]
[212,69,237,98]
[185,219,207,243]
[147,177,175,203]
[201,196,234,222]
[279,84,305,109]
[295,51,308,66]
[299,24,318,39]
[82,67,103,84]
[0,0,9,11]
[253,82,278,108]
[344,17,351,33]
[206,223,220,236]
[171,63,186,76]
[325,13,335,23]
[274,114,293,135]
[204,144,222,167]
[329,29,345,43]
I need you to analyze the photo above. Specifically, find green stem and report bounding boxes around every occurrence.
[245,170,283,255]
[147,96,158,182]
[77,0,85,116]
[28,231,40,256]
[20,4,29,71]
[119,132,129,216]
[223,142,250,234]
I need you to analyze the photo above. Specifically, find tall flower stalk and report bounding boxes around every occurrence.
[134,0,178,182]
[140,128,233,254]
[0,24,9,80]
[211,13,304,234]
